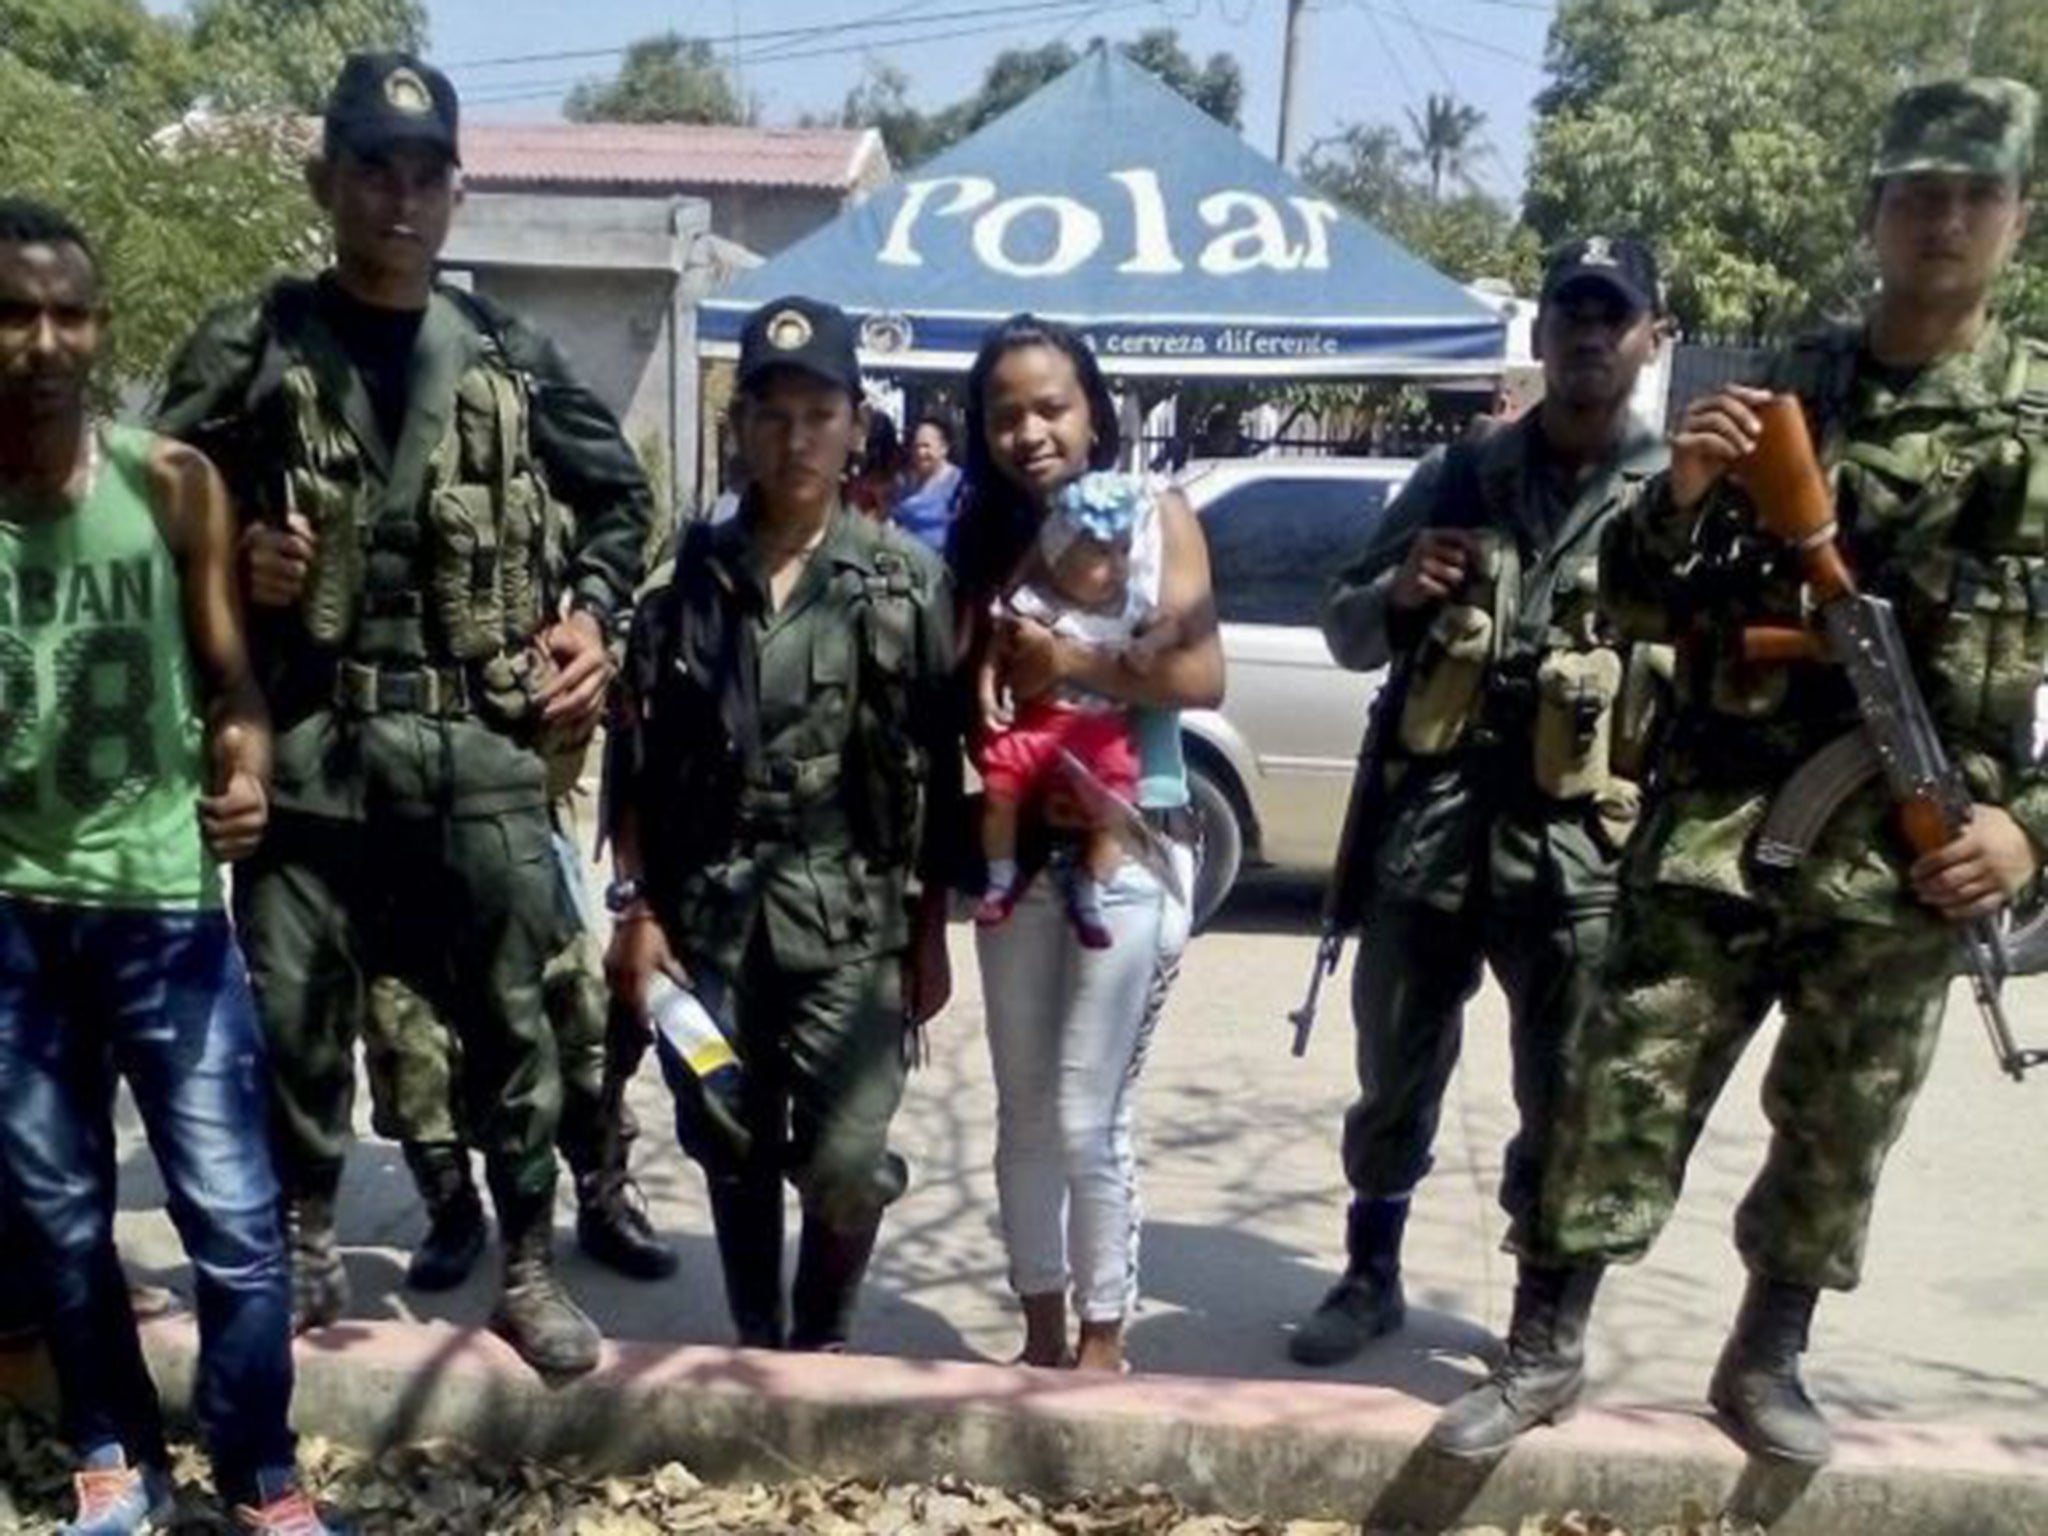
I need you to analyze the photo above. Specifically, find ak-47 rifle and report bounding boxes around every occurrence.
[1288,660,1411,1057]
[1737,396,2046,1082]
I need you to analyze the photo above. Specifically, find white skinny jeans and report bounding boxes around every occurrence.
[976,843,1194,1322]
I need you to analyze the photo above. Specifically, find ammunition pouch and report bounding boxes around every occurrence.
[1611,643,1676,782]
[427,365,561,664]
[428,484,503,660]
[1397,603,1494,756]
[1916,552,2048,739]
[1533,647,1622,801]
[281,365,365,648]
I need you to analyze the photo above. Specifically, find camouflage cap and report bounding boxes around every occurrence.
[1871,77,2038,185]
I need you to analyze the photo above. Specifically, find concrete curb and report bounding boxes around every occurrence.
[11,1318,2044,1534]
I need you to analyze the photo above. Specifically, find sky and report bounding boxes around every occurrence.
[150,0,1560,200]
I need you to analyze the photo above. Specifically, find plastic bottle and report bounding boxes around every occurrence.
[647,974,752,1160]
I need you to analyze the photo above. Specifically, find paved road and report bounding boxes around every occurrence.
[113,871,2048,1437]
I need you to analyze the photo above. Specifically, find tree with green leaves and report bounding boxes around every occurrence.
[1526,0,2048,340]
[187,0,427,112]
[1405,92,1487,202]
[563,32,753,125]
[829,62,947,169]
[1120,28,1243,130]
[0,0,393,391]
[0,0,192,124]
[0,55,313,395]
[1300,121,1537,290]
[838,33,1245,169]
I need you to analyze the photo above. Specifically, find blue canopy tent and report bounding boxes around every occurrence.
[698,49,1506,380]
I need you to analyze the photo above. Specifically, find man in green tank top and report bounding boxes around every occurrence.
[155,53,652,1376]
[0,197,339,1536]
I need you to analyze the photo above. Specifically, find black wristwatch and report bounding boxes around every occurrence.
[604,875,646,914]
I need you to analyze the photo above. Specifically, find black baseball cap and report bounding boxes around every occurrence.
[736,295,863,399]
[1540,235,1662,315]
[324,52,460,164]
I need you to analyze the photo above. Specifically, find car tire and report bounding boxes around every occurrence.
[1187,758,1244,932]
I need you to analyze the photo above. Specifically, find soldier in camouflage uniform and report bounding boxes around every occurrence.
[607,296,955,1351]
[1431,78,2048,1464]
[154,53,652,1376]
[1295,238,1671,1367]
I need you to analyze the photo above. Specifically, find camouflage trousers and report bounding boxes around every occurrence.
[362,922,641,1179]
[1532,885,1953,1292]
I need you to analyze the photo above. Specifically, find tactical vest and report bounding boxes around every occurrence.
[1391,438,1671,842]
[265,282,566,729]
[625,519,931,907]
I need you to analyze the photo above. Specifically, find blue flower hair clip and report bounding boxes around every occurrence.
[1049,471,1144,546]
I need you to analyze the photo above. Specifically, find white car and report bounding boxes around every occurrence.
[1175,456,1414,927]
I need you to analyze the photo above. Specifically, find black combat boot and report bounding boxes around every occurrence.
[489,1193,601,1377]
[574,1169,679,1282]
[1427,1262,1603,1458]
[1289,1196,1410,1366]
[789,1211,881,1354]
[284,1188,349,1334]
[402,1141,488,1293]
[1708,1277,1832,1465]
[708,1177,788,1349]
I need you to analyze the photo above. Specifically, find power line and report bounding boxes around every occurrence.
[1363,0,1544,69]
[463,2,1166,107]
[1356,0,1424,123]
[446,0,1118,74]
[1386,0,1525,196]
[745,0,927,66]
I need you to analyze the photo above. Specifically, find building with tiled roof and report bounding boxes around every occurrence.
[431,122,893,519]
[460,122,892,254]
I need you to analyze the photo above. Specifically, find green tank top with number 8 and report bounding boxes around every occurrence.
[0,424,217,910]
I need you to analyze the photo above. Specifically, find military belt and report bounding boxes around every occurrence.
[331,659,472,718]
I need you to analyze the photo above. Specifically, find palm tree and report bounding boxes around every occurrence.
[1404,92,1487,202]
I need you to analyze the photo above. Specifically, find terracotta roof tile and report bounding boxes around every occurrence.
[460,123,883,191]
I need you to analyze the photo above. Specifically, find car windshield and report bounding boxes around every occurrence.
[1199,475,1401,627]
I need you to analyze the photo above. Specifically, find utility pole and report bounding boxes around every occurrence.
[1277,0,1308,168]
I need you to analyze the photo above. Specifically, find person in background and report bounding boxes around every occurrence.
[848,412,904,522]
[892,414,964,555]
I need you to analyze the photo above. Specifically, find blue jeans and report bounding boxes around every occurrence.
[0,900,295,1501]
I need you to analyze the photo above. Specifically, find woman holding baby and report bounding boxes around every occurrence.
[948,315,1224,1373]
